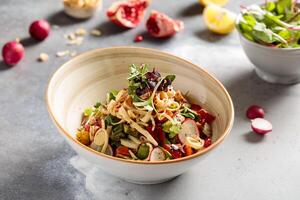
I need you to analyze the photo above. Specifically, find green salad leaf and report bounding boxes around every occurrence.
[83,108,93,116]
[162,121,181,138]
[105,115,121,127]
[110,124,126,141]
[108,90,119,101]
[238,0,300,48]
[181,107,198,120]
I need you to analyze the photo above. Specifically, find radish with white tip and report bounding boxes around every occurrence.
[150,147,166,161]
[178,119,199,144]
[251,118,272,135]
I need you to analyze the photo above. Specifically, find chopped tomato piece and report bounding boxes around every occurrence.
[204,138,212,148]
[198,109,215,124]
[115,146,130,157]
[156,126,166,146]
[170,149,182,159]
[191,104,202,112]
[147,125,166,146]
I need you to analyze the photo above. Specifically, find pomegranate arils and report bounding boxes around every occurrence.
[134,35,144,42]
[29,19,51,41]
[246,105,265,119]
[107,0,149,28]
[2,41,25,66]
[147,16,160,34]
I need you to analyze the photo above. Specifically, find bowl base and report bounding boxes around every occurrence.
[255,68,300,85]
[123,176,179,185]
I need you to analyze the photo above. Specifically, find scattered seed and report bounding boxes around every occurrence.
[70,51,77,57]
[52,25,60,29]
[90,29,102,36]
[134,35,143,42]
[15,37,21,43]
[67,37,83,45]
[75,28,87,36]
[67,33,76,40]
[38,53,49,62]
[56,50,70,57]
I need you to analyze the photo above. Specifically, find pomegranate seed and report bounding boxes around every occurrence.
[204,138,212,148]
[134,35,143,42]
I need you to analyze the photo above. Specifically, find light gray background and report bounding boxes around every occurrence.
[0,0,299,199]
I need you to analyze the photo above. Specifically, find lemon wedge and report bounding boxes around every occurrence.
[199,0,228,7]
[203,4,236,34]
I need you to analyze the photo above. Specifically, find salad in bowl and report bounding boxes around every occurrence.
[76,64,215,162]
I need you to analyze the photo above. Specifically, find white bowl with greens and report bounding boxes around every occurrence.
[236,1,300,84]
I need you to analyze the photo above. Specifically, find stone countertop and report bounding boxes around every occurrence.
[1,0,300,199]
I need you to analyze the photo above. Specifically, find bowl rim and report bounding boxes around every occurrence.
[236,12,300,51]
[46,46,234,165]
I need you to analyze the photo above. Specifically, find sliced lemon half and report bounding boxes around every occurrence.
[203,4,236,34]
[199,0,229,7]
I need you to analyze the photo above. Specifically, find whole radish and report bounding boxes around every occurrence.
[29,19,51,41]
[246,105,265,119]
[2,41,25,66]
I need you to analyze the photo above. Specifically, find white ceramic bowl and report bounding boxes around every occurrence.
[237,15,300,84]
[46,47,234,184]
[63,0,102,19]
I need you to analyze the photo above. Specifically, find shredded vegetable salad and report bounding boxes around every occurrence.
[76,64,215,161]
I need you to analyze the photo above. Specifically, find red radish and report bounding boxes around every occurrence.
[178,119,199,144]
[107,0,149,28]
[251,118,272,135]
[246,105,265,119]
[146,10,184,38]
[29,19,51,41]
[134,35,144,42]
[150,147,166,161]
[2,41,24,66]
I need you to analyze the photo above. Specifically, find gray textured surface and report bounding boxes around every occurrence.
[1,0,300,199]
